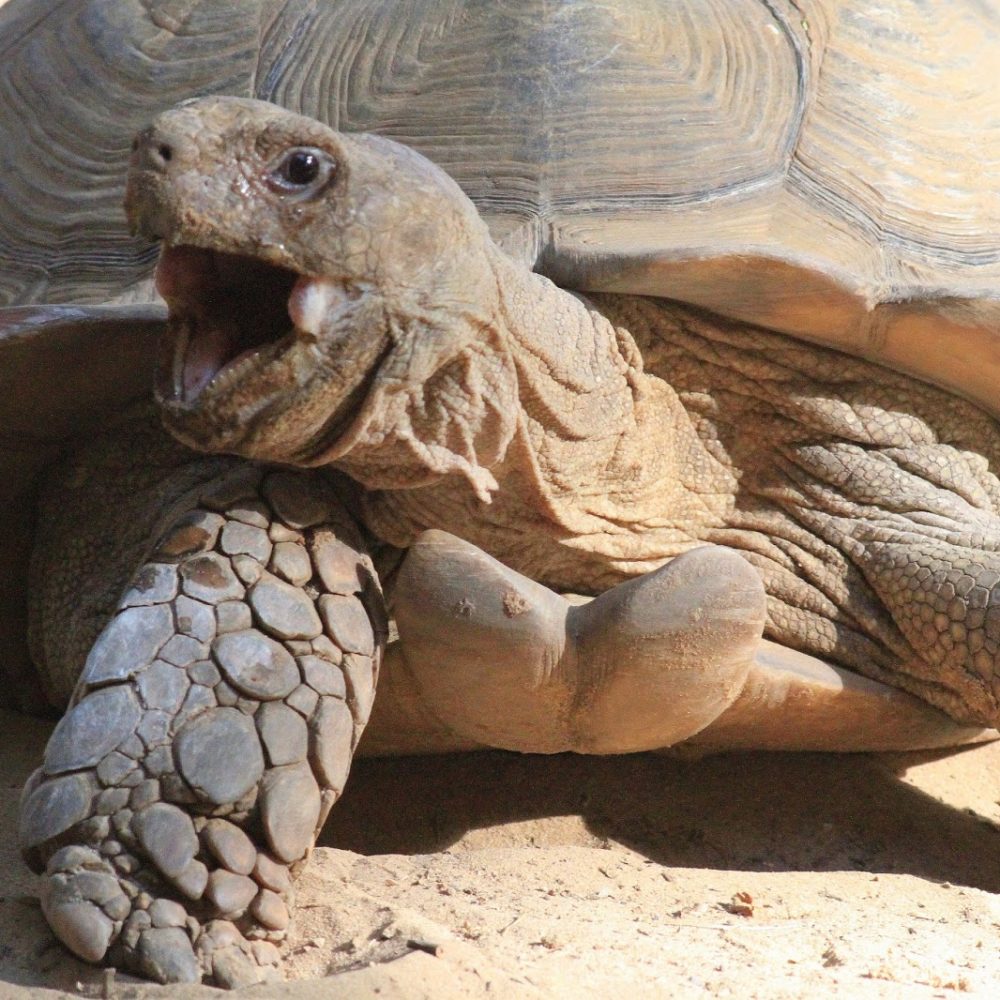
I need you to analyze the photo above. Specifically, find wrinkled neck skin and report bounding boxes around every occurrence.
[333,246,710,592]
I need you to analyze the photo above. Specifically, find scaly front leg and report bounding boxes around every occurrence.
[20,468,384,987]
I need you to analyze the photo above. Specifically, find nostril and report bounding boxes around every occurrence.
[158,144,173,163]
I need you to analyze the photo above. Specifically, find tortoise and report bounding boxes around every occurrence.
[5,0,1000,988]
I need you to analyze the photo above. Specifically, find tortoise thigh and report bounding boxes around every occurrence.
[19,466,384,987]
[853,535,1000,727]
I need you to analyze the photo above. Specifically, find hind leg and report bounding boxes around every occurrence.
[20,467,384,987]
[856,535,1000,726]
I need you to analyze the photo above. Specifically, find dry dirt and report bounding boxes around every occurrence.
[3,706,1000,999]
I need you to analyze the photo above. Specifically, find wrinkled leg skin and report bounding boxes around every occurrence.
[19,468,385,987]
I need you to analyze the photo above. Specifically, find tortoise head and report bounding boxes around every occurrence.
[125,96,501,466]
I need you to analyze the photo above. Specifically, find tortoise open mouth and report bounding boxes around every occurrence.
[155,245,299,402]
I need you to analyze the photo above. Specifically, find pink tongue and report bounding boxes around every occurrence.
[155,245,217,301]
[183,323,236,400]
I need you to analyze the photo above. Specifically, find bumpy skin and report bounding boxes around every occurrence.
[22,96,1000,985]
[24,449,384,985]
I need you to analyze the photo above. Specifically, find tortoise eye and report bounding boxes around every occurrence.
[267,147,336,197]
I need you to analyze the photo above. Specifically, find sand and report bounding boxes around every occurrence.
[2,706,1000,998]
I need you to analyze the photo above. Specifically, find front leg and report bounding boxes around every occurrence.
[19,468,385,987]
[391,531,767,754]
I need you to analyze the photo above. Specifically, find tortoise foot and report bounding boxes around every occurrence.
[393,532,767,754]
[20,468,385,985]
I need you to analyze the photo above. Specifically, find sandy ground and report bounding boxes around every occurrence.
[3,706,1000,998]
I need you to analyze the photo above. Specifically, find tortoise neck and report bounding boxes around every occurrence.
[351,248,693,585]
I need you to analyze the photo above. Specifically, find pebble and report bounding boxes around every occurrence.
[263,472,332,528]
[216,600,252,634]
[311,531,362,594]
[250,889,289,931]
[212,947,261,990]
[133,803,198,879]
[175,707,265,804]
[144,746,174,777]
[156,511,225,557]
[259,762,321,863]
[309,697,354,791]
[43,685,142,775]
[175,595,216,643]
[47,844,102,872]
[180,553,244,603]
[256,702,308,766]
[120,563,178,607]
[104,893,131,921]
[137,660,189,713]
[202,819,257,875]
[206,870,258,915]
[82,605,174,685]
[213,630,300,700]
[318,595,375,656]
[220,520,272,562]
[270,542,312,586]
[136,926,200,984]
[300,656,346,698]
[249,573,322,640]
[20,772,95,855]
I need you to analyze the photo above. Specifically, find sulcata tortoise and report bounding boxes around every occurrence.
[5,0,1000,988]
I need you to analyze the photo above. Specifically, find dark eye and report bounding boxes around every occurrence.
[266,147,335,197]
[284,150,319,184]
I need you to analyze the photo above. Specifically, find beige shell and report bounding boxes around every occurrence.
[2,0,1000,412]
